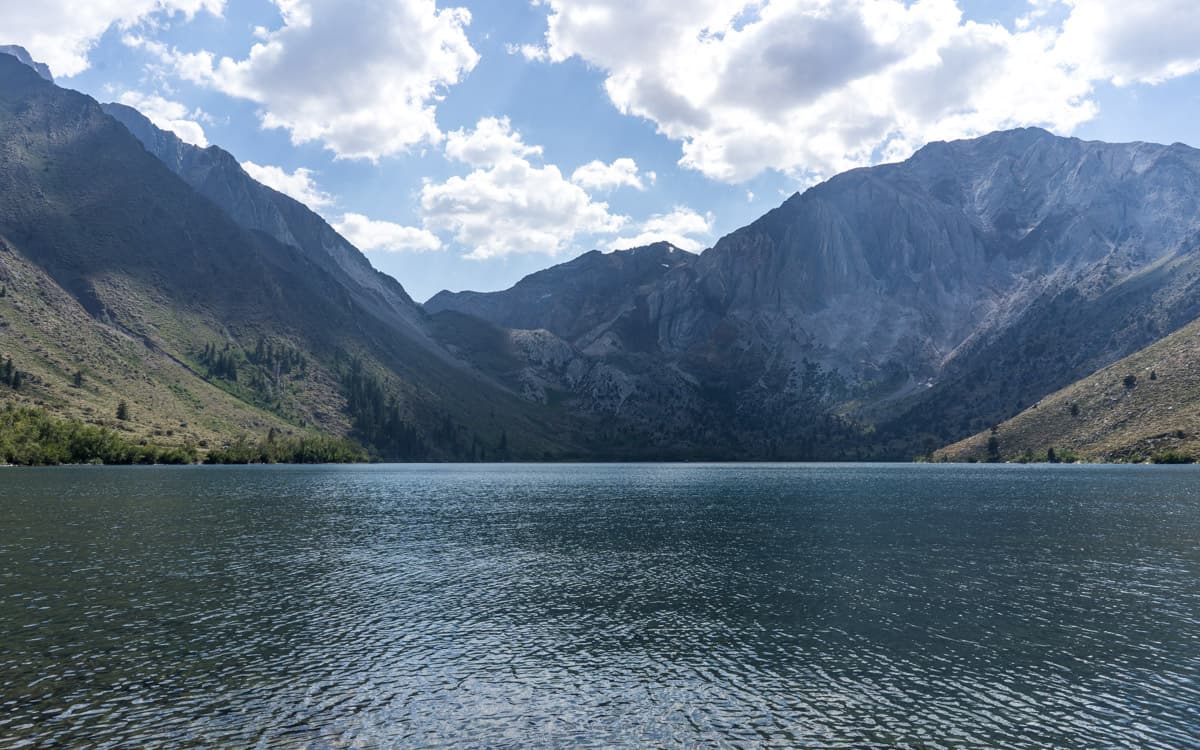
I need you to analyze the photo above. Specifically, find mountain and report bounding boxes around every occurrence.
[430,128,1200,458]
[0,45,51,82]
[0,52,573,460]
[7,40,1200,462]
[428,242,695,348]
[937,316,1200,463]
[100,102,428,340]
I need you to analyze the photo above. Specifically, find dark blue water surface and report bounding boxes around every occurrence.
[1,463,1198,748]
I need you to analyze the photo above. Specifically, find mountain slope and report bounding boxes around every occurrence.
[428,242,695,351]
[0,46,51,82]
[428,128,1200,458]
[0,237,298,452]
[100,102,429,341]
[430,242,867,459]
[685,128,1200,394]
[0,53,574,460]
[936,316,1200,462]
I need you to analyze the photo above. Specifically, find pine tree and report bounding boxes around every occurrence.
[116,401,129,421]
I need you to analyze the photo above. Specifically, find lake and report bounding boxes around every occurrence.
[1,463,1198,748]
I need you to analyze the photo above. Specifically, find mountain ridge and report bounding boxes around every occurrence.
[430,125,1200,458]
[100,102,430,341]
[0,45,51,82]
[5,40,1200,461]
[0,53,576,461]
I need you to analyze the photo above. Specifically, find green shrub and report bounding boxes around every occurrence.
[203,432,368,464]
[1151,451,1195,465]
[0,404,196,465]
[0,404,363,465]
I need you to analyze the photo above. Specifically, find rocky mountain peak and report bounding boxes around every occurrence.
[0,45,52,83]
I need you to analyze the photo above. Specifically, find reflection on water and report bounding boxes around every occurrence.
[1,463,1199,748]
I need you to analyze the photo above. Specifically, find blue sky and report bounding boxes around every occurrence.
[5,0,1200,301]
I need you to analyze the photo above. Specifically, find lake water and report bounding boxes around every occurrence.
[1,463,1198,748]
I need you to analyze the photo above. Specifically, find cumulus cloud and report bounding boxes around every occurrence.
[1055,0,1200,85]
[421,117,627,259]
[0,0,222,78]
[444,115,542,166]
[335,212,442,253]
[156,0,478,160]
[117,90,209,146]
[241,161,333,209]
[611,206,713,252]
[570,157,653,191]
[526,0,1106,181]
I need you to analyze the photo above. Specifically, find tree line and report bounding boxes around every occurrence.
[342,358,426,459]
[0,404,195,465]
[2,356,24,390]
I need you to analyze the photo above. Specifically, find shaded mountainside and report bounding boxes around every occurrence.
[937,316,1200,463]
[429,242,869,459]
[100,102,428,340]
[428,242,695,349]
[430,128,1200,458]
[0,53,576,461]
[0,46,51,83]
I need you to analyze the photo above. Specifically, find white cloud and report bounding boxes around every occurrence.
[241,161,333,209]
[1015,0,1059,31]
[335,212,442,253]
[1055,0,1200,85]
[421,117,627,260]
[611,206,713,252]
[444,116,541,167]
[570,157,653,191]
[527,0,1105,181]
[0,0,222,78]
[117,90,208,146]
[157,0,478,160]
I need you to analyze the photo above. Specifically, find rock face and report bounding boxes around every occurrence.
[674,128,1200,381]
[427,242,695,353]
[0,46,52,82]
[429,128,1200,457]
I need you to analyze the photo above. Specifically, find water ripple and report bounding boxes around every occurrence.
[0,463,1198,748]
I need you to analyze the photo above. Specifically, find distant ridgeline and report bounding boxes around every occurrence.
[3,47,1200,463]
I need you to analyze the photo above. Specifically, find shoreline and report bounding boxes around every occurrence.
[2,459,1196,468]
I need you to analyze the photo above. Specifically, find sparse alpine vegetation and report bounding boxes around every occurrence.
[937,316,1200,463]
